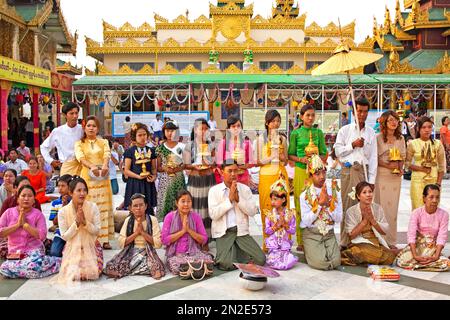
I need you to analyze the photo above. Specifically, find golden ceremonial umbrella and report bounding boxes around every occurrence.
[312,24,383,181]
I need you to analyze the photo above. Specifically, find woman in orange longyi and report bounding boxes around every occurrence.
[22,157,52,204]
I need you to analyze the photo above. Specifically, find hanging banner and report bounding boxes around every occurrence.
[0,55,51,88]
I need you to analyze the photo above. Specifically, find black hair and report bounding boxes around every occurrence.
[58,174,73,185]
[416,116,434,144]
[131,123,150,142]
[62,102,80,115]
[190,118,210,141]
[8,149,18,156]
[441,116,449,126]
[270,191,287,207]
[300,104,315,116]
[265,109,282,135]
[225,115,244,151]
[162,121,179,140]
[17,184,36,197]
[175,189,193,202]
[221,160,239,169]
[423,184,440,197]
[226,115,242,129]
[4,168,17,178]
[69,176,89,194]
[355,181,374,201]
[14,176,29,188]
[130,193,147,205]
[125,116,130,122]
[355,97,370,108]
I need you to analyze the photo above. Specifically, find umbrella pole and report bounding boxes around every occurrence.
[346,71,368,182]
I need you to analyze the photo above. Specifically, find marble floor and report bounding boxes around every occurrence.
[0,175,449,300]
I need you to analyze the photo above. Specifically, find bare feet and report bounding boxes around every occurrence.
[102,243,112,250]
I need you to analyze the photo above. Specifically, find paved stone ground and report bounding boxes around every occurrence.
[0,175,449,300]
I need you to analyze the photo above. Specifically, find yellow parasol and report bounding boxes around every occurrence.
[312,20,383,181]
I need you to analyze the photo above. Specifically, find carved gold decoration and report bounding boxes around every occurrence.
[223,64,242,74]
[154,13,169,23]
[143,38,158,47]
[385,49,416,74]
[305,21,355,38]
[265,64,284,74]
[163,38,180,47]
[28,0,53,27]
[243,64,263,74]
[251,14,306,30]
[403,1,450,31]
[181,64,201,74]
[222,39,242,48]
[286,64,305,74]
[56,61,82,75]
[282,38,299,47]
[203,65,222,74]
[155,13,212,29]
[98,64,113,75]
[137,64,155,74]
[210,2,254,16]
[262,38,279,47]
[117,64,134,74]
[159,64,179,74]
[104,21,154,38]
[0,20,14,58]
[184,38,202,47]
[220,17,244,40]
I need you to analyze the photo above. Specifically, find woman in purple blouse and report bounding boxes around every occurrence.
[0,185,60,279]
[396,184,449,271]
[161,190,213,274]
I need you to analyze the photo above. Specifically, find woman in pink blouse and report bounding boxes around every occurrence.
[161,190,213,274]
[396,184,449,271]
[0,185,60,278]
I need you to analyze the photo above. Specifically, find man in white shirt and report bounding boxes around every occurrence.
[300,155,342,270]
[150,114,164,140]
[208,163,266,271]
[5,149,28,175]
[334,98,377,247]
[40,102,84,176]
[208,115,217,131]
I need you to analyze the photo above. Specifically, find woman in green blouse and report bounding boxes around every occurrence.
[288,104,327,251]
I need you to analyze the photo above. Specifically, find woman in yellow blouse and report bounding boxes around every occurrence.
[75,115,114,250]
[255,110,289,252]
[405,116,446,210]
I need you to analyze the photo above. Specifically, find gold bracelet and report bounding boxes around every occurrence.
[23,222,30,229]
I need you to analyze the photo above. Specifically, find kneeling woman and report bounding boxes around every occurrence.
[0,185,60,279]
[104,193,165,279]
[54,177,103,283]
[341,182,396,266]
[161,190,213,275]
[396,184,449,271]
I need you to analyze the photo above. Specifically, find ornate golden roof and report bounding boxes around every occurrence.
[305,21,355,38]
[155,14,212,30]
[0,0,26,28]
[56,61,82,75]
[251,14,306,29]
[402,1,450,31]
[209,1,253,16]
[104,21,154,38]
[385,49,450,74]
[272,0,300,19]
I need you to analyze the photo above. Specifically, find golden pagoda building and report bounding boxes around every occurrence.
[0,0,78,152]
[85,0,364,75]
[371,0,449,74]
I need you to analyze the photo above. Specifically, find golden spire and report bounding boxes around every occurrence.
[383,6,391,34]
[373,16,378,36]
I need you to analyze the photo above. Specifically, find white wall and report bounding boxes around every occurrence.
[251,29,305,43]
[157,29,212,43]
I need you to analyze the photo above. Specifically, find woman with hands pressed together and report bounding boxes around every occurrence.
[341,181,397,266]
[396,184,449,271]
[161,190,213,275]
[75,116,114,250]
[0,185,60,279]
[54,177,103,283]
[104,193,165,279]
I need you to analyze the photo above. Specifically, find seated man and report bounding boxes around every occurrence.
[300,155,342,270]
[208,162,266,271]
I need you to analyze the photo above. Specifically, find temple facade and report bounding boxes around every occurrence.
[86,0,367,75]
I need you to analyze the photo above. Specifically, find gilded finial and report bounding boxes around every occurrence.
[305,131,319,157]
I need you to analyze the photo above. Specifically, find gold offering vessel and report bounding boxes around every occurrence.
[166,153,180,177]
[388,147,402,174]
[232,145,246,175]
[197,143,211,170]
[421,142,436,181]
[305,131,319,157]
[134,149,152,177]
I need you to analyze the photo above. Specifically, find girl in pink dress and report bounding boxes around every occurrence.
[264,178,298,270]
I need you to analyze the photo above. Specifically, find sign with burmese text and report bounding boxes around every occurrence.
[0,55,51,88]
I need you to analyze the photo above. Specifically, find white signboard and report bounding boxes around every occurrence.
[241,108,288,132]
[162,111,210,136]
[112,112,159,137]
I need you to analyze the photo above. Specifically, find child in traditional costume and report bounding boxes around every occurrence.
[300,155,342,270]
[263,177,298,270]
